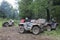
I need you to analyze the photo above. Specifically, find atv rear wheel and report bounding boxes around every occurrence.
[18,26,25,34]
[46,25,51,31]
[32,26,40,35]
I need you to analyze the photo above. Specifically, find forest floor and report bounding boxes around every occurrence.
[0,27,60,40]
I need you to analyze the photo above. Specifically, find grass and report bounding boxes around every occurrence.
[14,19,20,26]
[41,25,60,38]
[44,29,60,36]
[0,18,9,28]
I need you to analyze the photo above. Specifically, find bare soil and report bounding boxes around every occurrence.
[0,27,58,40]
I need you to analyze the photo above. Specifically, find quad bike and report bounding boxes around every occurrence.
[43,22,58,31]
[50,22,58,30]
[18,22,43,35]
[18,19,58,35]
[2,21,14,27]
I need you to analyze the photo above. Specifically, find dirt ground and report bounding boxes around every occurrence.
[0,27,58,40]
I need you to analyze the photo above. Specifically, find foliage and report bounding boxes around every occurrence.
[53,0,60,5]
[19,0,48,19]
[31,0,48,19]
[18,0,60,22]
[55,6,60,22]
[19,0,33,19]
[0,0,19,19]
[0,1,12,18]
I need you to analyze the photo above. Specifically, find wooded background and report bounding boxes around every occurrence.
[0,0,60,22]
[19,0,60,22]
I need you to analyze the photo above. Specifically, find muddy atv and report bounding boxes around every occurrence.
[18,19,46,35]
[36,19,58,31]
[18,23,42,35]
[18,19,58,35]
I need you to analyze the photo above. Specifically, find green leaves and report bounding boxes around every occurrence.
[19,0,33,19]
[19,0,60,22]
[19,0,49,19]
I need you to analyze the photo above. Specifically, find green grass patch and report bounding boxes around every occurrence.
[14,20,20,27]
[0,18,9,28]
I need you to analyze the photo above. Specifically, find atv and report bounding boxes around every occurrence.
[18,19,58,35]
[2,20,14,27]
